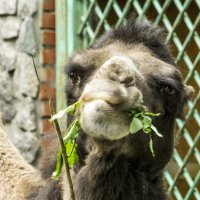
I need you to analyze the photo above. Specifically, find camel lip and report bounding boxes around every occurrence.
[80,99,114,114]
[79,97,147,119]
[80,94,123,107]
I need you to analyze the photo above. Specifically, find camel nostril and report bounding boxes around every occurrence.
[120,76,134,86]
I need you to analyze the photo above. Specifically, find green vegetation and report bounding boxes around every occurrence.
[51,102,81,179]
[128,108,162,157]
[51,102,162,178]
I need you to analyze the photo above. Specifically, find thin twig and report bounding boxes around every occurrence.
[31,55,76,200]
[32,56,50,100]
[49,101,76,200]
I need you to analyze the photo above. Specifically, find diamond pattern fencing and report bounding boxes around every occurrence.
[56,0,199,199]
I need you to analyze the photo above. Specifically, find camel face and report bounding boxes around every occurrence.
[66,41,189,141]
[64,20,195,183]
[79,54,143,140]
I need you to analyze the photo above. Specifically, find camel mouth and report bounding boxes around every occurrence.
[78,77,144,140]
[79,99,132,140]
[80,90,126,107]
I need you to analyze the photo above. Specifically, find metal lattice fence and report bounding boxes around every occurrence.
[56,0,200,199]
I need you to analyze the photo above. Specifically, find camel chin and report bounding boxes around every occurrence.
[80,99,130,140]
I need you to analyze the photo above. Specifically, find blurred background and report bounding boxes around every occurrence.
[0,0,199,199]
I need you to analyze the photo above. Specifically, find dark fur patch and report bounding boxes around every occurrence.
[93,18,175,65]
[39,133,59,179]
[75,152,167,200]
[26,180,62,200]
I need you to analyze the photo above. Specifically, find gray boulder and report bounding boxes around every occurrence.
[15,98,36,132]
[18,0,38,19]
[0,0,17,15]
[5,123,39,163]
[17,17,38,55]
[0,71,16,123]
[0,17,20,39]
[0,43,17,72]
[13,52,39,98]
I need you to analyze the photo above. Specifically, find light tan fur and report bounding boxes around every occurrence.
[0,124,45,200]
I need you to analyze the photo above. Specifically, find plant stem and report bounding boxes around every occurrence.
[49,101,76,200]
[31,56,76,200]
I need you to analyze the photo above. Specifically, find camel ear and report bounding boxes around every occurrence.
[177,85,195,118]
[184,85,195,100]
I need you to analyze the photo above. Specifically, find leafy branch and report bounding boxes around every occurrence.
[129,108,163,157]
[31,55,76,200]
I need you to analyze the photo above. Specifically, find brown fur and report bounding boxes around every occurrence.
[0,18,193,200]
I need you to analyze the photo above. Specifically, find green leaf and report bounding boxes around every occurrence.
[128,108,143,117]
[149,134,155,157]
[144,112,160,117]
[63,119,77,137]
[63,119,80,167]
[63,119,80,143]
[141,116,152,128]
[52,119,80,178]
[50,101,81,121]
[50,107,68,121]
[52,142,79,178]
[130,117,143,134]
[67,101,81,115]
[66,143,79,168]
[133,113,142,118]
[143,127,151,134]
[51,149,63,179]
[66,104,76,115]
[142,116,152,125]
[128,107,162,158]
[151,125,163,137]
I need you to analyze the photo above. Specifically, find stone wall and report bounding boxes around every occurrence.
[0,0,40,163]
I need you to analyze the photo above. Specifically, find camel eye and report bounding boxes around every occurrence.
[69,72,81,85]
[162,85,175,96]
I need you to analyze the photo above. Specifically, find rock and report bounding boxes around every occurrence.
[0,17,20,39]
[0,103,16,124]
[18,0,38,19]
[5,123,39,163]
[0,71,16,123]
[0,113,3,127]
[15,98,36,132]
[17,17,38,55]
[19,131,39,163]
[0,72,13,102]
[0,43,17,72]
[13,52,39,98]
[0,0,17,15]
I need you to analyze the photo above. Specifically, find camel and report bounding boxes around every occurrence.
[0,18,194,200]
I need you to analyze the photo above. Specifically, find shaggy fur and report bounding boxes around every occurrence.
[93,19,174,65]
[0,18,193,200]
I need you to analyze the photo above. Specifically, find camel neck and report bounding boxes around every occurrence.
[73,152,167,200]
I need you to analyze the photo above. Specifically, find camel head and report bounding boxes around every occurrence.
[65,19,194,171]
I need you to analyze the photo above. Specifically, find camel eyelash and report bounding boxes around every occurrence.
[66,65,85,77]
[148,76,182,92]
[159,80,181,93]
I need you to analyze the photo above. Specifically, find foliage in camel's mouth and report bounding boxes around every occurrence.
[50,101,162,179]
